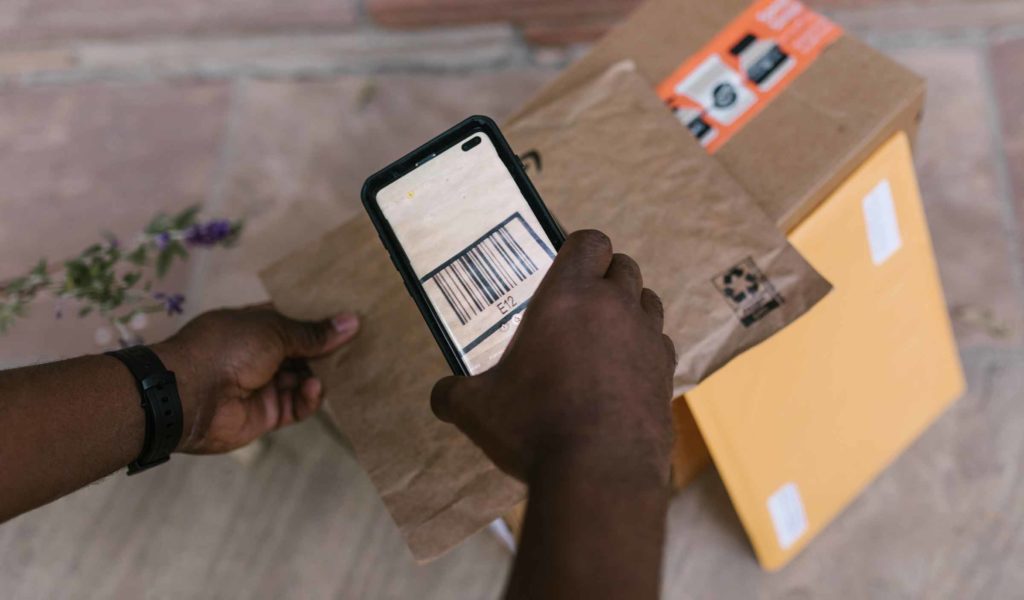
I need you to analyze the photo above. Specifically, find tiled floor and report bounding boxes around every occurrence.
[1,0,1023,597]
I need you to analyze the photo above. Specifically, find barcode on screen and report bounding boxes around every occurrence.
[421,213,554,327]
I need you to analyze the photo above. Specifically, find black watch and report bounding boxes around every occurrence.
[105,346,184,475]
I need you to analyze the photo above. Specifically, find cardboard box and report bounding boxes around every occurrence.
[511,0,926,232]
[683,132,964,570]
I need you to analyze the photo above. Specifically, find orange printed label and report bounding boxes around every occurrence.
[656,0,842,154]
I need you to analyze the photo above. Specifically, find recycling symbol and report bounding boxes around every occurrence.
[721,266,760,304]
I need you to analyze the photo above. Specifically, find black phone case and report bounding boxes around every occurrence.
[361,115,566,376]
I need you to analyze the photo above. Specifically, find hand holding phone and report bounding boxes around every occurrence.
[362,116,565,375]
[430,229,677,481]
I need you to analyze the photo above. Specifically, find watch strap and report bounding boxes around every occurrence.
[106,346,183,475]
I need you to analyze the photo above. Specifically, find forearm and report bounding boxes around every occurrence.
[0,354,145,522]
[504,451,670,600]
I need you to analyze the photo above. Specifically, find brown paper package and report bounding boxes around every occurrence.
[260,61,831,562]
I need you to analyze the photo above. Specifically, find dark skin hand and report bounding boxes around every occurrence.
[0,305,359,523]
[432,230,677,600]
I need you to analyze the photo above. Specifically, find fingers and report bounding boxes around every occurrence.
[545,230,614,283]
[606,253,643,298]
[255,375,325,432]
[276,365,324,421]
[275,370,299,389]
[297,378,324,421]
[640,288,665,331]
[259,385,282,430]
[272,310,360,358]
[662,334,678,367]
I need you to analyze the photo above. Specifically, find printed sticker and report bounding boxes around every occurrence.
[862,179,903,266]
[657,0,843,153]
[767,482,808,550]
[713,257,783,327]
[420,212,555,355]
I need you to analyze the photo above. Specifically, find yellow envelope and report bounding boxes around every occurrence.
[685,132,964,570]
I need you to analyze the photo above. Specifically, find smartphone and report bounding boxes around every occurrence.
[362,115,565,376]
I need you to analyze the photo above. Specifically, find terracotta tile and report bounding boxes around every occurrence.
[0,82,231,365]
[0,0,357,43]
[0,49,75,75]
[193,70,557,313]
[892,46,1023,346]
[72,26,525,78]
[821,1,1024,32]
[808,0,996,8]
[991,38,1024,266]
[367,0,640,29]
[522,17,619,46]
[366,0,1017,36]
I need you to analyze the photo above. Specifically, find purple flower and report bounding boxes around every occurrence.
[185,219,234,247]
[154,292,186,316]
[155,231,172,250]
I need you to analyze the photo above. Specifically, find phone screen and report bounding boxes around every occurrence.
[376,132,557,374]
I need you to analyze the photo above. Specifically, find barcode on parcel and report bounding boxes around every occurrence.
[421,213,554,327]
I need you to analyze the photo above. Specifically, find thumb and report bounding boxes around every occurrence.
[431,375,474,424]
[274,311,360,358]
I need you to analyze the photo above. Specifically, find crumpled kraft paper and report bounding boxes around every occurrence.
[504,61,832,391]
[260,60,830,562]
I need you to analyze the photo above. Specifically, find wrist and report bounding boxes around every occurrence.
[149,340,202,453]
[529,442,670,492]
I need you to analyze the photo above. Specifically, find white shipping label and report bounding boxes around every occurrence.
[767,482,808,550]
[862,179,902,265]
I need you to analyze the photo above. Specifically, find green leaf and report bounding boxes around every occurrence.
[0,302,18,334]
[171,240,188,259]
[122,272,141,287]
[222,221,244,247]
[156,249,174,278]
[126,245,148,266]
[145,213,172,234]
[5,277,27,293]
[78,306,93,317]
[155,240,189,279]
[171,205,201,230]
[30,259,48,278]
[64,265,90,292]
